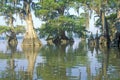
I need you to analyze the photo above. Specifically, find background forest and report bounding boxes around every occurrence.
[0,0,120,80]
[0,0,120,47]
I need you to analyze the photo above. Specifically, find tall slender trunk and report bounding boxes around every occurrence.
[101,11,110,47]
[116,9,120,47]
[101,11,105,35]
[105,17,110,47]
[117,9,120,21]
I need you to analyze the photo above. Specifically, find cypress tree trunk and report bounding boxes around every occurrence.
[60,30,68,40]
[101,11,110,47]
[101,11,106,35]
[22,1,41,46]
[105,17,110,48]
[52,5,72,44]
[53,30,70,44]
[22,13,41,46]
[8,29,18,45]
[8,16,18,46]
[117,9,120,21]
[116,9,120,47]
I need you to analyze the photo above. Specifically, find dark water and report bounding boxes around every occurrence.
[0,39,120,80]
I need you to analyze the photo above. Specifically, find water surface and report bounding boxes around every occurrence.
[0,39,120,80]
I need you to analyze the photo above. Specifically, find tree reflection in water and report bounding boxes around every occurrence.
[21,45,41,80]
[0,40,120,80]
[36,41,88,80]
[0,43,41,80]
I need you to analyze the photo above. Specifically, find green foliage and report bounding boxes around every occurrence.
[108,0,120,8]
[95,13,117,26]
[14,25,26,34]
[0,26,10,34]
[95,18,102,27]
[36,0,87,39]
[39,14,86,39]
[0,25,25,34]
[106,13,117,22]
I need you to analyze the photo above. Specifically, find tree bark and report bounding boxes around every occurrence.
[8,29,18,45]
[60,30,68,39]
[22,13,42,46]
[117,9,120,21]
[116,9,120,47]
[22,0,41,46]
[101,11,106,35]
[8,15,18,46]
[101,11,110,47]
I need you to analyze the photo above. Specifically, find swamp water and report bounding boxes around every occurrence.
[0,39,120,80]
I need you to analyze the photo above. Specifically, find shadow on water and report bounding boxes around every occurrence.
[0,40,120,80]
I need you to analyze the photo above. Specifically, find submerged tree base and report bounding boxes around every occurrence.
[8,29,18,46]
[47,37,74,45]
[22,38,42,46]
[22,28,42,46]
[8,39,18,47]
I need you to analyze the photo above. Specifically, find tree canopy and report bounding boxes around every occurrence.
[0,0,120,45]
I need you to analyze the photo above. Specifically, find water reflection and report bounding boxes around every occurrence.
[36,43,76,80]
[0,41,42,80]
[22,46,41,80]
[36,41,89,80]
[0,40,120,80]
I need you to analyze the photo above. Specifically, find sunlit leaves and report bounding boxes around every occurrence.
[0,26,10,34]
[0,25,25,34]
[39,14,86,38]
[14,25,25,34]
[36,0,88,39]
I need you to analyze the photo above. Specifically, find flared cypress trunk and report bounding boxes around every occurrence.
[60,30,68,40]
[53,30,71,44]
[22,13,41,46]
[22,1,41,46]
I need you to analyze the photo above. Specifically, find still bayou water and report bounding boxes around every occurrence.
[0,39,120,80]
